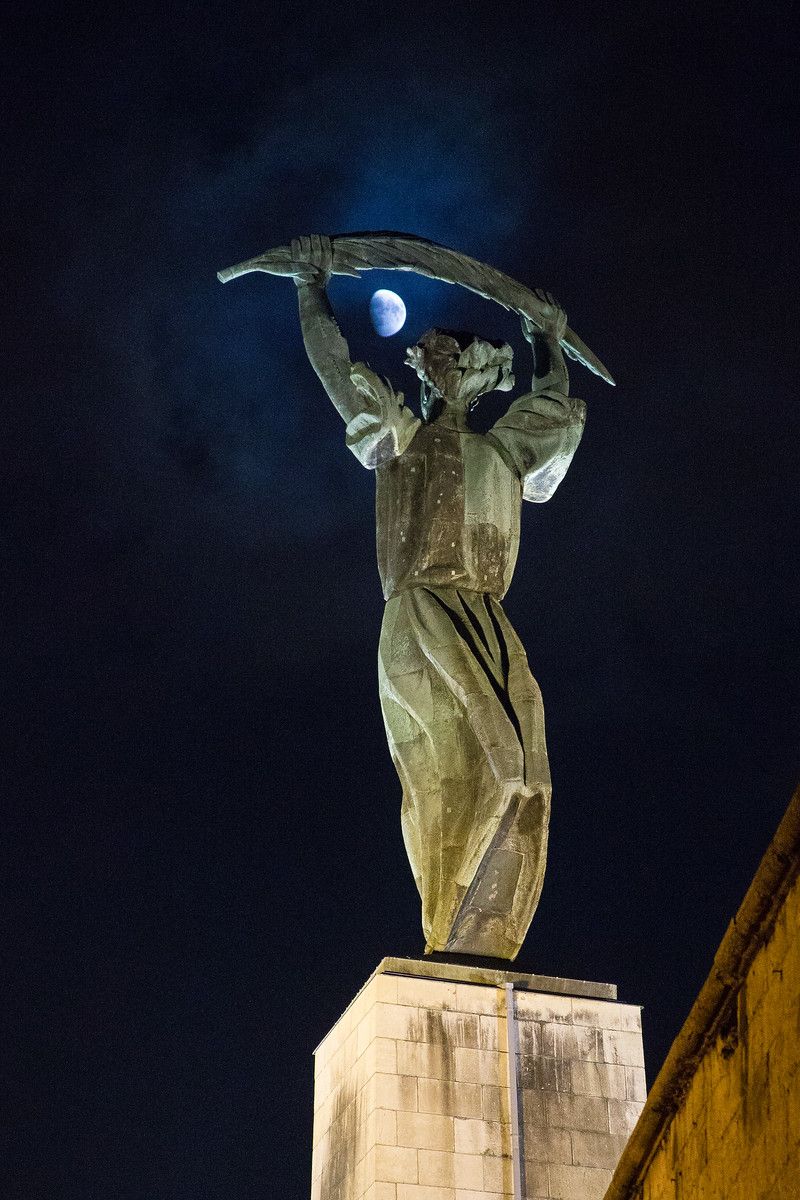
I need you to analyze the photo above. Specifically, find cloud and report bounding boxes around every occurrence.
[55,67,552,545]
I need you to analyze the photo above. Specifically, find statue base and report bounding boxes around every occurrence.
[311,957,645,1200]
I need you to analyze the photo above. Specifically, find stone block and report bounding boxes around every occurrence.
[478,1015,506,1052]
[570,1060,627,1099]
[314,1065,333,1109]
[344,1029,359,1069]
[364,1108,398,1150]
[418,1150,484,1189]
[318,1082,351,1134]
[374,1144,419,1185]
[600,1029,645,1067]
[481,1153,513,1193]
[396,976,458,1010]
[518,1090,546,1128]
[397,1111,455,1152]
[373,975,399,1005]
[453,1118,506,1156]
[625,1065,647,1102]
[544,1092,609,1133]
[481,1084,510,1123]
[397,1040,451,1080]
[375,1003,420,1042]
[478,1049,507,1085]
[363,1185,397,1200]
[397,1184,455,1200]
[520,1160,550,1197]
[482,1157,549,1197]
[365,1073,419,1114]
[518,1053,571,1092]
[571,1129,630,1170]
[515,991,574,1024]
[311,1129,328,1177]
[404,1008,480,1050]
[453,1047,481,1083]
[358,1009,378,1059]
[571,1000,641,1033]
[315,1024,344,1073]
[454,984,505,1015]
[440,1012,481,1049]
[516,1021,543,1059]
[607,1097,644,1136]
[418,1078,483,1119]
[548,1162,613,1200]
[350,991,375,1031]
[361,1038,399,1079]
[522,1123,572,1163]
[542,1022,601,1061]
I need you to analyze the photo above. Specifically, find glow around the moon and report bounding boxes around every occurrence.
[369,289,407,337]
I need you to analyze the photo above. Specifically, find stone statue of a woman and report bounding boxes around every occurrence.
[289,234,585,960]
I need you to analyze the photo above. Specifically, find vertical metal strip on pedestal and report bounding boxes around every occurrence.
[504,983,525,1200]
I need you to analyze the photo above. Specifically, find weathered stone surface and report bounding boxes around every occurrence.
[548,1162,613,1199]
[368,956,617,1001]
[311,962,644,1200]
[521,1125,572,1164]
[570,1060,628,1100]
[417,1078,482,1119]
[571,1131,631,1170]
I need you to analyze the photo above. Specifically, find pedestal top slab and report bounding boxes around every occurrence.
[373,956,617,1000]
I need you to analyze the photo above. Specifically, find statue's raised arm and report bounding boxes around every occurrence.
[291,235,420,469]
[291,235,359,424]
[522,289,569,397]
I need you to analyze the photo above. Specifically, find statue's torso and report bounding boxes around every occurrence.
[375,423,522,601]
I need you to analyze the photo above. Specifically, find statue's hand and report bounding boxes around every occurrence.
[525,290,568,341]
[520,314,537,344]
[290,234,334,286]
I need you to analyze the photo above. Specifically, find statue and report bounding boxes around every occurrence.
[218,232,613,960]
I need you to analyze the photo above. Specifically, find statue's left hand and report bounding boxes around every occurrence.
[527,290,567,341]
[290,234,334,286]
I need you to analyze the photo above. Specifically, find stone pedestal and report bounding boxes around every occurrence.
[311,958,645,1200]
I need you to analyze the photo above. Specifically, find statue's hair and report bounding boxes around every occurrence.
[405,328,514,394]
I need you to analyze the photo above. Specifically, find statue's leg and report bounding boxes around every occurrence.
[379,588,551,960]
[379,594,494,948]
[422,590,550,959]
[495,596,552,939]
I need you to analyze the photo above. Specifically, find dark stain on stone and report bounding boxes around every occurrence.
[320,1075,362,1200]
[409,1007,456,1081]
[518,1053,571,1092]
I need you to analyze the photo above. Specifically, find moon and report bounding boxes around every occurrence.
[369,289,407,337]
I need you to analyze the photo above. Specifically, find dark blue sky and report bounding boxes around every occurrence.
[3,3,799,1198]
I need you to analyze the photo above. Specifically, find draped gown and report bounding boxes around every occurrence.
[343,361,585,960]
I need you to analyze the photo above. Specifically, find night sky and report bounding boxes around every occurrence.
[4,4,799,1198]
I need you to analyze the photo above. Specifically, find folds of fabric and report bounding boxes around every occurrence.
[378,585,551,960]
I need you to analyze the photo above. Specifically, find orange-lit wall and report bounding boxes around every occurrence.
[636,863,799,1200]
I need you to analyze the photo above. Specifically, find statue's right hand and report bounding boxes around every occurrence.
[290,234,333,286]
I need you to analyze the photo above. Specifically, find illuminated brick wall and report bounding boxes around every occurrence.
[606,789,800,1200]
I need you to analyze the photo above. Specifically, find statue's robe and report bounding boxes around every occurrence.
[346,365,585,960]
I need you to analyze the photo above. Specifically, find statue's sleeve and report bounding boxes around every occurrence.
[344,363,421,469]
[485,390,586,502]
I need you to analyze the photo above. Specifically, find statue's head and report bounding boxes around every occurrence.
[405,329,514,422]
